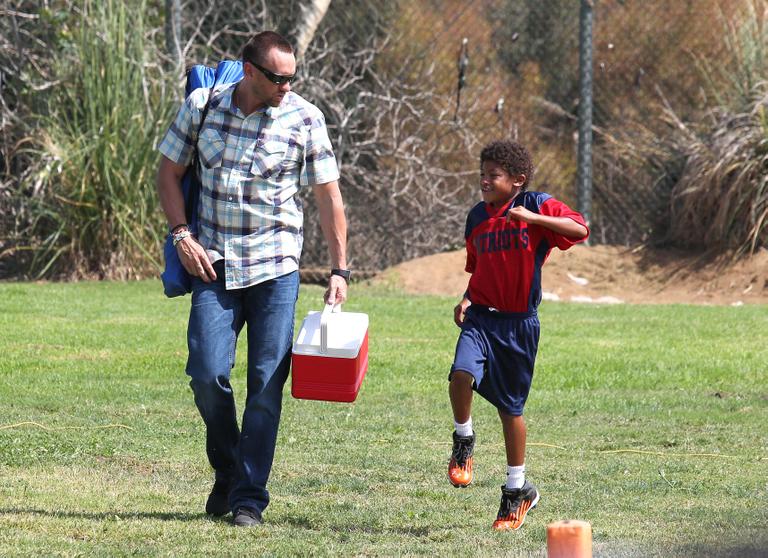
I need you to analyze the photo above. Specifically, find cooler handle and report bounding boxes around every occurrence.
[320,303,342,353]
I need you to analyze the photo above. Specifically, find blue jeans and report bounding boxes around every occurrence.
[186,264,299,515]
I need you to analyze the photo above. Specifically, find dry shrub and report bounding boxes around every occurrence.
[605,1,768,255]
[666,92,768,254]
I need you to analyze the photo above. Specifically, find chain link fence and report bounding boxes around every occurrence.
[0,0,748,278]
[280,0,740,267]
[283,0,587,270]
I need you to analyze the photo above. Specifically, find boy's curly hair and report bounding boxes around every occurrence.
[480,140,534,191]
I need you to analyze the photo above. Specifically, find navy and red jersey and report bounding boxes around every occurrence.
[464,191,589,314]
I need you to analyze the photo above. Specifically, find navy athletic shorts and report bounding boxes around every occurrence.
[450,305,540,416]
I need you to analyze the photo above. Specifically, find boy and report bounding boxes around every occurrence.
[448,140,588,530]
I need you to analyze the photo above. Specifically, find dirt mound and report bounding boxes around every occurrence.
[376,245,768,305]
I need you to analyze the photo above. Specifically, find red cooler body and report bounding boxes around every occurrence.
[291,304,369,402]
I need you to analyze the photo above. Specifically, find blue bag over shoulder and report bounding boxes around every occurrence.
[161,60,244,297]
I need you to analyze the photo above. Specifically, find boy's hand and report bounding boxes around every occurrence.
[506,206,538,224]
[454,298,471,327]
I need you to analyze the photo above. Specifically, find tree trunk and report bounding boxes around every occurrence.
[165,0,183,69]
[293,0,332,60]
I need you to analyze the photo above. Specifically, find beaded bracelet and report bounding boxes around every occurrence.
[172,230,192,247]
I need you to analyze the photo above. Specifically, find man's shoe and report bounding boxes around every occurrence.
[492,480,540,531]
[205,479,232,516]
[448,431,475,487]
[233,507,262,527]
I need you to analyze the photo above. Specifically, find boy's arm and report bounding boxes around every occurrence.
[506,206,588,239]
[456,208,479,326]
[454,287,471,327]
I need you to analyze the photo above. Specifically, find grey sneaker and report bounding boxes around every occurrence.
[492,480,540,530]
[233,507,262,527]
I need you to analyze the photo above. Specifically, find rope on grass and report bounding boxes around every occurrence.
[413,440,763,459]
[443,441,764,460]
[597,448,743,459]
[0,421,134,431]
[529,442,567,450]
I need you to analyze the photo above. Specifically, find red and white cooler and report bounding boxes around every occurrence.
[291,304,369,402]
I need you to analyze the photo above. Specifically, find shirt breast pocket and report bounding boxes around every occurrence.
[250,136,290,180]
[198,128,225,169]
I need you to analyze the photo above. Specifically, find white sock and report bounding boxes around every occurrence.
[454,417,473,437]
[506,464,525,489]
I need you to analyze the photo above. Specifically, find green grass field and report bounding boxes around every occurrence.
[0,281,766,557]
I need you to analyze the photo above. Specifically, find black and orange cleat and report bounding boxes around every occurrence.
[492,481,540,531]
[448,431,475,487]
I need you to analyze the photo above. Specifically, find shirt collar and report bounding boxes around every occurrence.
[485,191,522,218]
[220,82,282,119]
[486,198,513,218]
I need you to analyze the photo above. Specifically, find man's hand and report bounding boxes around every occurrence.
[324,274,348,305]
[176,235,217,282]
[454,297,471,327]
[157,156,217,282]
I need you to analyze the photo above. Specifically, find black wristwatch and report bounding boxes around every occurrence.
[330,268,351,282]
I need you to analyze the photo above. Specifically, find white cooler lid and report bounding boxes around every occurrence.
[293,306,369,358]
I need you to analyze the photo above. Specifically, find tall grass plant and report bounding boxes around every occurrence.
[698,0,768,111]
[18,0,173,278]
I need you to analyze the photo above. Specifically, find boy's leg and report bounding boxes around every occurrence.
[448,370,476,487]
[493,410,539,531]
[449,370,474,423]
[471,313,539,530]
[498,411,526,467]
[449,313,488,488]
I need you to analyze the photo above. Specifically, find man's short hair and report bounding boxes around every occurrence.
[242,31,294,66]
[480,140,534,191]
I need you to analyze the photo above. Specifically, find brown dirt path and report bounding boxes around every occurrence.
[375,245,768,305]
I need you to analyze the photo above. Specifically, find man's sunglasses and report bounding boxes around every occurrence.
[246,60,296,85]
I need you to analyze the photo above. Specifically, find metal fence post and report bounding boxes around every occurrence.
[577,0,594,240]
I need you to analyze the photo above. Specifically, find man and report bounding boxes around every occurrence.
[156,31,349,527]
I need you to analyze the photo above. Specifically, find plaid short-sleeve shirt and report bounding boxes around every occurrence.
[158,83,340,289]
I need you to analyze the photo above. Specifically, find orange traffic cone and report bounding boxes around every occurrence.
[547,520,592,558]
